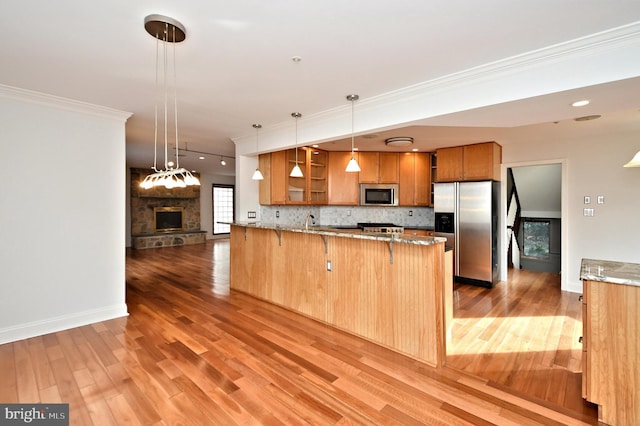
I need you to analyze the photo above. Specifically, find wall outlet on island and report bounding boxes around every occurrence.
[409,210,413,216]
[247,211,256,219]
[275,210,280,218]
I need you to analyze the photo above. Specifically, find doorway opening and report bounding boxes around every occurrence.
[213,184,234,235]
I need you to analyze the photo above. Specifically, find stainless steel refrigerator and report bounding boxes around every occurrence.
[434,181,499,287]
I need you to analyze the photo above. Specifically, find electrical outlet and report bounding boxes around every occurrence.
[409,210,413,216]
[327,260,332,271]
[597,195,605,204]
[247,211,256,219]
[275,210,279,218]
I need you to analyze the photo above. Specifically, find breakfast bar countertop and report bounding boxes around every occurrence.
[580,258,640,287]
[229,221,446,247]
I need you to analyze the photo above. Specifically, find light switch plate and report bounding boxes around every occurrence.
[584,196,591,204]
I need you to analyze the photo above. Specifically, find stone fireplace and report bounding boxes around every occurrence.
[130,168,206,249]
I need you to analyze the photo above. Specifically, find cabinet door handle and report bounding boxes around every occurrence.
[578,295,583,302]
[579,336,583,343]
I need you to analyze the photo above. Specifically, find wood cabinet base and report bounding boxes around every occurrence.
[230,226,447,367]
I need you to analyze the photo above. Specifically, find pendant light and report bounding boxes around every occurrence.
[290,112,304,177]
[140,15,200,190]
[251,124,264,180]
[219,156,226,166]
[624,151,640,167]
[345,94,361,172]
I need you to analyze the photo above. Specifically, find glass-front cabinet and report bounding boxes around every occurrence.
[286,147,327,204]
[287,148,307,202]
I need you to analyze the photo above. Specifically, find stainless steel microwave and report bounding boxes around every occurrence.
[360,184,399,206]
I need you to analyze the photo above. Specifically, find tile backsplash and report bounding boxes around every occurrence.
[259,205,434,228]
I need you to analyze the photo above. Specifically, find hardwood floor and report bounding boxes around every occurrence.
[446,269,595,417]
[0,240,598,425]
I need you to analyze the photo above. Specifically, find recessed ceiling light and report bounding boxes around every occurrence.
[292,56,302,63]
[412,148,419,152]
[572,100,590,107]
[199,156,205,160]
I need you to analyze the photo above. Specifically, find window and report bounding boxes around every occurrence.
[522,219,550,259]
[213,185,234,235]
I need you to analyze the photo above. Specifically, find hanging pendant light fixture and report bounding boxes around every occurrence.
[140,14,200,190]
[251,124,264,180]
[345,94,361,172]
[290,112,304,177]
[219,156,226,166]
[624,150,640,167]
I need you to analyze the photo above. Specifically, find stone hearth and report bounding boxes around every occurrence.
[130,168,205,249]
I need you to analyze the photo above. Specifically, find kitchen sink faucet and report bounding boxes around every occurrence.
[305,213,315,230]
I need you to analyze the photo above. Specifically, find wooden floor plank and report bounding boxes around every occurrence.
[0,240,598,425]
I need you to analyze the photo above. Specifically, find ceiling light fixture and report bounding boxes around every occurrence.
[572,100,590,107]
[290,112,304,177]
[220,156,226,166]
[624,151,640,167]
[140,15,200,189]
[385,137,414,147]
[345,94,361,173]
[251,124,264,180]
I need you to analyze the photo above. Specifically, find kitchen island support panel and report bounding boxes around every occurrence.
[230,225,447,366]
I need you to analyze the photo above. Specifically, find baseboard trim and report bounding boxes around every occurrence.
[0,304,129,345]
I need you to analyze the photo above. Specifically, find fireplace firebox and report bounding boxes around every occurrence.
[154,207,184,232]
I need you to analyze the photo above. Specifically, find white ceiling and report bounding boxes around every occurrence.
[1,1,640,177]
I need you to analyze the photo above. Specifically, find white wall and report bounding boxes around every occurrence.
[0,86,130,344]
[500,115,640,293]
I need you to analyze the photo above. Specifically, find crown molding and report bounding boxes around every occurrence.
[0,84,132,122]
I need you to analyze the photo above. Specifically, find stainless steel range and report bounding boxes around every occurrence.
[357,222,404,234]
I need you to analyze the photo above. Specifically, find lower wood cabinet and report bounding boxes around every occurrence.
[582,279,639,425]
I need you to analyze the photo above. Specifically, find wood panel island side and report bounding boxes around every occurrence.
[229,223,451,367]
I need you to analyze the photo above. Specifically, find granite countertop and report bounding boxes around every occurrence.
[580,258,640,287]
[229,222,446,247]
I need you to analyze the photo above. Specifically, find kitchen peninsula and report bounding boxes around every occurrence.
[580,259,640,426]
[229,223,451,367]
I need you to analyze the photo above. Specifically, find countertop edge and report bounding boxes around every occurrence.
[580,258,640,287]
[227,222,446,246]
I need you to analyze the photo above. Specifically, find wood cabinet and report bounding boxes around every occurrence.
[259,147,328,205]
[230,225,447,367]
[582,279,640,425]
[258,151,286,205]
[436,141,501,182]
[327,151,359,205]
[399,152,432,206]
[358,152,399,183]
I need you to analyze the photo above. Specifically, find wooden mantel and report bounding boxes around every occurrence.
[229,224,450,367]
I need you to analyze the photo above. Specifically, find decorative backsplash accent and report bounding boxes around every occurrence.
[259,205,434,228]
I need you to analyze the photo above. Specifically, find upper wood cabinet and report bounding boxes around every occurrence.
[258,151,286,205]
[399,152,432,206]
[358,152,399,183]
[259,147,328,205]
[327,151,360,205]
[286,147,328,204]
[436,141,502,182]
